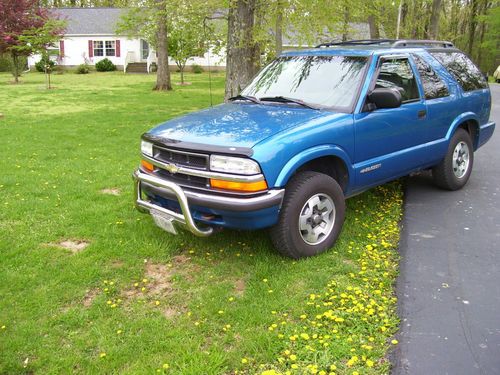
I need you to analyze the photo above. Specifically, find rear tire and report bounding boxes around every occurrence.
[270,171,345,259]
[432,128,474,190]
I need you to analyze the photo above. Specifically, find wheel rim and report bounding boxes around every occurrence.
[298,193,336,245]
[452,141,470,179]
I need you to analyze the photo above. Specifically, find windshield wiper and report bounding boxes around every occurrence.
[228,94,262,104]
[259,96,320,110]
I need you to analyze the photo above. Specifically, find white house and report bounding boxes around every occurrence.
[28,7,374,72]
[28,7,225,73]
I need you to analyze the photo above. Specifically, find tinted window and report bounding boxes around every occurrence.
[242,55,368,110]
[431,52,488,92]
[375,58,419,102]
[412,54,449,99]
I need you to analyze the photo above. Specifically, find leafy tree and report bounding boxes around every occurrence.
[118,0,220,90]
[0,0,65,83]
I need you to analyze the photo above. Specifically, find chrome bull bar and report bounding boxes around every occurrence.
[133,169,213,237]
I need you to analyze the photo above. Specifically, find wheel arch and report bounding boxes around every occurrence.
[447,113,480,150]
[274,145,354,192]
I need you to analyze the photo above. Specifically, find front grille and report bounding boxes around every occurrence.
[155,168,209,189]
[153,145,208,170]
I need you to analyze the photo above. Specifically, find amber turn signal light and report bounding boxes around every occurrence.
[141,160,154,172]
[210,178,268,192]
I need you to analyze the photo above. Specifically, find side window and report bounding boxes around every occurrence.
[375,58,419,102]
[412,54,449,99]
[431,52,488,92]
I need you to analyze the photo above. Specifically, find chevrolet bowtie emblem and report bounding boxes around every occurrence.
[165,163,180,174]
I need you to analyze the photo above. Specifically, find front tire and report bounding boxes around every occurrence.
[432,128,474,190]
[270,172,346,259]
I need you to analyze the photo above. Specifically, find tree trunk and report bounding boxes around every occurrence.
[368,15,380,39]
[341,6,350,41]
[154,0,172,91]
[475,0,488,68]
[11,53,19,84]
[467,0,478,55]
[428,0,442,39]
[275,0,283,56]
[224,0,259,101]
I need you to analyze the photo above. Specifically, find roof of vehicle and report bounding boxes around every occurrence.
[281,39,460,57]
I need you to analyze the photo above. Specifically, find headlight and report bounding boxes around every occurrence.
[210,155,261,175]
[141,140,153,157]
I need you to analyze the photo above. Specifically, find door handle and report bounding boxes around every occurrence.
[418,110,427,119]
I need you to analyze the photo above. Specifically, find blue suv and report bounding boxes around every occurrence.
[133,39,495,259]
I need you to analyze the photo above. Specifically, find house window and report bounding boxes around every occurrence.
[93,41,104,56]
[105,41,115,57]
[92,41,115,57]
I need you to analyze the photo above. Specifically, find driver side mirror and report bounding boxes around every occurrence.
[368,88,402,109]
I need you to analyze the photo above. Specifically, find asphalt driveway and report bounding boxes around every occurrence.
[392,84,500,375]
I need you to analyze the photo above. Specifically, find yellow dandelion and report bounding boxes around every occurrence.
[241,358,248,364]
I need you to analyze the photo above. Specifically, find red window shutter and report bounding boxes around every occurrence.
[88,40,93,58]
[59,40,65,57]
[115,40,120,57]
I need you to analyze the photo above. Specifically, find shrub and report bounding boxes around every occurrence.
[0,54,11,72]
[35,55,56,73]
[76,64,90,74]
[191,64,204,74]
[95,58,116,72]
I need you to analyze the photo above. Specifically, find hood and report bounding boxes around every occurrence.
[147,103,327,148]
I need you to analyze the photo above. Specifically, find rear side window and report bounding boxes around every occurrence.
[375,58,420,102]
[431,52,488,92]
[412,54,449,99]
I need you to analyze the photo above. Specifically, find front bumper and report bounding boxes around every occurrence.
[133,169,285,235]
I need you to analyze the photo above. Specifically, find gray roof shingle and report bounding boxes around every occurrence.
[53,8,127,35]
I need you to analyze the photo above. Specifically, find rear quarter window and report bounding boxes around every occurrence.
[412,54,449,99]
[431,52,488,92]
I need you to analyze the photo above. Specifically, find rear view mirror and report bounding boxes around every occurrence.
[368,88,402,109]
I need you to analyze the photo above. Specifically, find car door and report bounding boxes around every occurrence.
[353,55,427,187]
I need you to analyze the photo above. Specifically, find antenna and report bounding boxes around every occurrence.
[203,17,213,107]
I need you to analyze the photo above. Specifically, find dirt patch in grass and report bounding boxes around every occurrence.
[83,288,99,307]
[234,279,246,296]
[163,307,179,319]
[122,255,200,301]
[54,239,90,253]
[100,188,121,196]
[111,259,124,268]
[144,263,175,296]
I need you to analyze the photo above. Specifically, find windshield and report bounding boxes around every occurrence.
[241,55,368,111]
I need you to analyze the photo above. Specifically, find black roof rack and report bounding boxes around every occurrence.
[316,39,455,49]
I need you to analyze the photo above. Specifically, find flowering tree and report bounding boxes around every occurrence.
[0,0,65,83]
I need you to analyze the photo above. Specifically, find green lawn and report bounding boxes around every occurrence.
[0,71,402,374]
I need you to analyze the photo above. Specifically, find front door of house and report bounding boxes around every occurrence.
[141,39,149,61]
